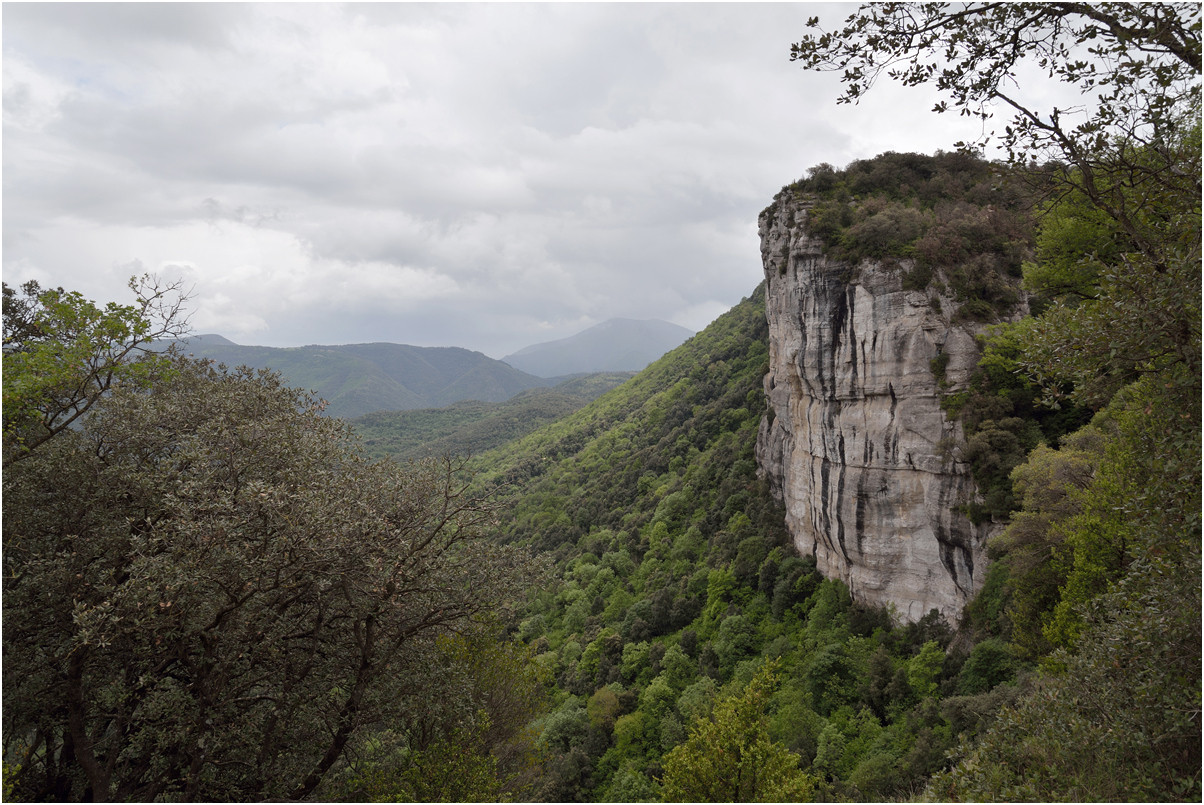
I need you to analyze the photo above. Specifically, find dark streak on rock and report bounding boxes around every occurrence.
[854,470,867,555]
[846,287,857,391]
[834,431,849,561]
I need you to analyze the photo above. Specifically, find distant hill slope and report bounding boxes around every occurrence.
[501,318,694,377]
[352,372,635,462]
[170,335,552,419]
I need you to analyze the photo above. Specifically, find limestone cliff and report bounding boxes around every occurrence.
[756,193,1009,622]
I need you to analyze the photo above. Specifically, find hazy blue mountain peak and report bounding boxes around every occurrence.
[501,317,694,377]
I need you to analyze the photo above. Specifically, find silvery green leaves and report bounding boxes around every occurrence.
[2,354,535,801]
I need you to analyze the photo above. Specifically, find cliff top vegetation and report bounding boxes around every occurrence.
[768,150,1039,323]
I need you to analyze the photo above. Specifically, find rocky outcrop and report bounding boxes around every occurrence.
[756,194,1008,622]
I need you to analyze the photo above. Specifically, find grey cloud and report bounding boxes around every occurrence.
[4,3,1000,356]
[3,2,243,56]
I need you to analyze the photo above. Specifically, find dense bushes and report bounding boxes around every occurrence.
[774,152,1035,322]
[2,302,540,801]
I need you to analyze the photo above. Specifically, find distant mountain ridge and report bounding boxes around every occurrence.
[170,335,552,419]
[501,318,694,377]
[170,318,689,418]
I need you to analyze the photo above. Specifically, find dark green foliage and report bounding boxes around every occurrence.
[902,262,934,292]
[961,560,1011,639]
[794,150,995,206]
[928,351,950,386]
[840,201,929,261]
[955,639,1016,695]
[959,419,1039,522]
[938,322,1093,524]
[770,555,820,619]
[889,610,954,657]
[803,646,859,717]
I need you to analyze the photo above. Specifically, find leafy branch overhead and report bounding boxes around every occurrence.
[2,275,191,466]
[792,3,1200,160]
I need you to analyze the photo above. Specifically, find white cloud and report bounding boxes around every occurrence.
[3,3,1057,357]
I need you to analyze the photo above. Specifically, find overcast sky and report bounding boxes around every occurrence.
[5,2,1002,357]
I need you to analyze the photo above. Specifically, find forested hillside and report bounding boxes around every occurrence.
[467,286,1031,801]
[169,335,553,419]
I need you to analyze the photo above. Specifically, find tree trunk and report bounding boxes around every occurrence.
[66,651,111,801]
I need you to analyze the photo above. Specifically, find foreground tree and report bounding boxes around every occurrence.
[3,327,537,800]
[659,662,818,802]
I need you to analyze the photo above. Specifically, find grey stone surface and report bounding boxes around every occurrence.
[755,195,1010,622]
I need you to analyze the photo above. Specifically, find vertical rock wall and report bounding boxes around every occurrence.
[756,194,1004,622]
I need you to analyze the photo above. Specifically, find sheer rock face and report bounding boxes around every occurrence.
[756,196,1004,622]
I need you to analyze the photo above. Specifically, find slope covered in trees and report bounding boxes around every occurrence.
[468,286,1036,801]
